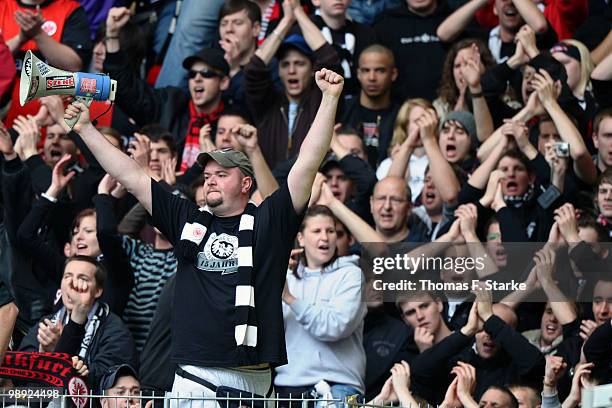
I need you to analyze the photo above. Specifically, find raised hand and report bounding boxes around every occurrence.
[288,248,304,270]
[441,377,461,408]
[98,173,118,195]
[533,246,556,284]
[455,203,478,238]
[501,119,529,151]
[461,301,483,337]
[219,35,241,70]
[315,69,344,98]
[316,181,336,208]
[414,327,435,352]
[376,377,398,405]
[544,355,566,388]
[106,7,131,37]
[460,43,483,89]
[532,69,560,107]
[233,124,259,155]
[128,133,151,170]
[198,124,215,154]
[0,122,15,157]
[64,101,92,133]
[480,169,505,208]
[565,362,594,407]
[14,7,44,40]
[452,362,477,402]
[525,89,546,116]
[516,25,538,59]
[553,203,580,243]
[281,0,296,22]
[71,356,89,377]
[40,96,69,130]
[491,181,506,212]
[66,274,94,324]
[13,115,40,159]
[473,283,493,322]
[415,108,438,142]
[37,318,62,352]
[47,154,76,198]
[308,172,327,207]
[161,157,177,186]
[507,40,529,69]
[579,320,598,341]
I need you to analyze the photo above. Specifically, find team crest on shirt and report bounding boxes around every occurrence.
[42,21,57,36]
[196,233,239,274]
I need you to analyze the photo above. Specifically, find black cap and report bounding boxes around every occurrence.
[320,153,342,173]
[183,47,230,77]
[99,364,138,392]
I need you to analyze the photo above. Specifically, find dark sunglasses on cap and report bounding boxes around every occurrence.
[188,68,221,79]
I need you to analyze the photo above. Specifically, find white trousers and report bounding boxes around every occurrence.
[167,365,272,408]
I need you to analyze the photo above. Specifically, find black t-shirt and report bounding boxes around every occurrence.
[310,14,376,96]
[151,180,303,367]
[374,3,451,101]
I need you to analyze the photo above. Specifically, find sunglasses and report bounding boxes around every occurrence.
[188,68,221,79]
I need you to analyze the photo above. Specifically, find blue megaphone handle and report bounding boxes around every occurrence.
[73,73,112,101]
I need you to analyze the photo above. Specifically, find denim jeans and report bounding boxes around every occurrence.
[154,0,224,90]
[323,384,362,408]
[347,0,403,25]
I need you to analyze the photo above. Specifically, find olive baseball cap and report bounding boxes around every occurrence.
[197,149,255,179]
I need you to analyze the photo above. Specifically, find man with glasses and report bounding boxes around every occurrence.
[103,8,229,172]
[369,176,412,243]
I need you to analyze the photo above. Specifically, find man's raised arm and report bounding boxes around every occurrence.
[64,103,152,213]
[287,69,343,213]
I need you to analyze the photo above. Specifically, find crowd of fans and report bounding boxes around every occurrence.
[0,0,612,407]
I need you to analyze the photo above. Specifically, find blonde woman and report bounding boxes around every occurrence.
[551,39,596,117]
[376,98,432,202]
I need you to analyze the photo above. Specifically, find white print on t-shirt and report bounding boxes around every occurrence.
[400,33,440,44]
[196,232,239,274]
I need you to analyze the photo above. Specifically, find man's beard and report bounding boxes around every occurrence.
[207,195,223,208]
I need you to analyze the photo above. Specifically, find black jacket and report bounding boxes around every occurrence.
[15,196,133,316]
[244,43,342,170]
[410,315,545,404]
[19,304,137,393]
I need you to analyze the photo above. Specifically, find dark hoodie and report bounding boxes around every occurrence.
[374,2,451,101]
[410,315,544,404]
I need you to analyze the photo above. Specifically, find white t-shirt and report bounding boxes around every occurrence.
[376,154,429,203]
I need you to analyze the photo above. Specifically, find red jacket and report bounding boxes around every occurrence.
[0,0,81,126]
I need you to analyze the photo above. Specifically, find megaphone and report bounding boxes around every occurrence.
[20,50,117,127]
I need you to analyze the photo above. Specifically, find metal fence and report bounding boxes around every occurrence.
[0,393,399,408]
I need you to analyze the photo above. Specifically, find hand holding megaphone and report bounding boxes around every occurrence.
[20,51,117,129]
[64,101,91,133]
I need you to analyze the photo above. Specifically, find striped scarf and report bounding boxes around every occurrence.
[51,301,109,359]
[175,201,259,357]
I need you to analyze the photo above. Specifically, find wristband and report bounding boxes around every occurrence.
[470,90,484,98]
[105,35,119,40]
[41,192,58,203]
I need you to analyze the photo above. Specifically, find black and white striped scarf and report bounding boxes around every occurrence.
[175,201,259,357]
[51,301,109,359]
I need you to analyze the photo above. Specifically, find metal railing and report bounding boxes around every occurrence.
[0,393,400,408]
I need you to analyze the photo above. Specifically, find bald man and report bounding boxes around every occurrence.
[370,176,412,242]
